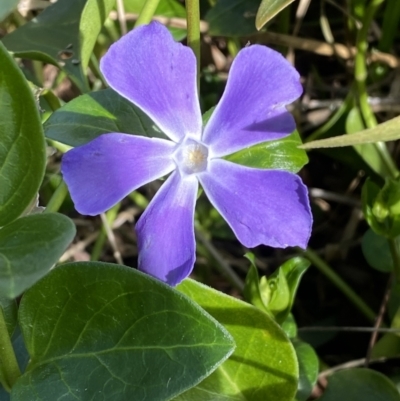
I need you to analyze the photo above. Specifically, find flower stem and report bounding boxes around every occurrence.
[45,180,68,213]
[300,248,376,323]
[354,0,398,178]
[185,0,201,90]
[134,0,161,27]
[0,307,21,392]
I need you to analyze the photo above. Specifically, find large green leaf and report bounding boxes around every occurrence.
[0,213,76,299]
[44,88,165,146]
[256,0,295,30]
[301,115,400,149]
[0,42,46,227]
[2,0,116,92]
[0,0,19,21]
[319,368,400,401]
[0,297,17,337]
[12,263,235,401]
[176,279,298,401]
[226,131,308,172]
[206,0,260,36]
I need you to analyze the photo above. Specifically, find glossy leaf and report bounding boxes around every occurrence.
[292,340,319,401]
[2,0,115,92]
[44,88,165,146]
[124,0,187,40]
[0,297,17,337]
[256,0,295,30]
[0,213,76,299]
[362,228,394,272]
[301,114,400,149]
[0,0,18,21]
[319,368,400,401]
[226,131,308,173]
[176,279,298,401]
[0,42,46,227]
[206,0,260,36]
[12,263,235,401]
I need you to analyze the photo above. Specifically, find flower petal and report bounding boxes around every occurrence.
[199,160,312,248]
[136,172,198,286]
[203,45,303,157]
[61,133,176,215]
[100,22,202,142]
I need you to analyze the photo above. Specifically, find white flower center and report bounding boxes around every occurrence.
[174,137,209,176]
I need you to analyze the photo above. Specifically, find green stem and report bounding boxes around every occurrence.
[45,180,68,213]
[388,239,400,283]
[134,0,161,27]
[301,248,377,323]
[186,0,201,90]
[91,203,121,261]
[354,0,398,178]
[0,308,20,392]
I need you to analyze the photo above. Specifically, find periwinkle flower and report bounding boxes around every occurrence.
[62,22,312,285]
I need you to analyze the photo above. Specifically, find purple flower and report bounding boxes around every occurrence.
[61,22,312,286]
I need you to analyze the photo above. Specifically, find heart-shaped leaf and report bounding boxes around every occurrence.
[176,279,298,401]
[0,42,46,227]
[12,263,235,401]
[2,0,116,92]
[0,213,76,298]
[44,88,164,146]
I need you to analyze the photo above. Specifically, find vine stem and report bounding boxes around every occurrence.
[354,0,398,178]
[186,0,201,90]
[45,180,68,214]
[300,248,376,322]
[0,308,20,392]
[134,0,161,27]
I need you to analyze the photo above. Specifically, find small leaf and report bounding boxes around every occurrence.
[361,229,394,272]
[256,0,295,30]
[13,263,235,401]
[226,131,308,172]
[0,0,19,21]
[0,42,46,227]
[282,314,298,338]
[319,368,400,401]
[206,0,260,37]
[177,279,298,401]
[2,0,115,92]
[44,88,165,146]
[292,340,319,401]
[268,267,290,316]
[0,213,76,298]
[301,115,400,149]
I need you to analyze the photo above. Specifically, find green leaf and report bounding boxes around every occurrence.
[0,213,76,299]
[243,253,270,311]
[0,0,19,21]
[2,0,116,92]
[225,131,308,173]
[44,88,165,146]
[361,229,394,272]
[124,0,187,40]
[301,115,400,150]
[292,340,319,401]
[206,0,260,37]
[319,368,400,401]
[0,42,46,227]
[282,313,298,338]
[256,0,295,30]
[176,279,298,401]
[345,107,393,179]
[13,263,235,401]
[0,297,17,337]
